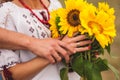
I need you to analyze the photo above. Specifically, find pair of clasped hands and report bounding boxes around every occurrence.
[30,34,92,64]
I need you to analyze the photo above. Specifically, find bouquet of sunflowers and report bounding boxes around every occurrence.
[49,0,119,80]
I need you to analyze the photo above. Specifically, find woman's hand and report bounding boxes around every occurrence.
[28,38,75,64]
[62,35,92,54]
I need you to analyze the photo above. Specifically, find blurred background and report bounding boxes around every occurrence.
[59,0,120,80]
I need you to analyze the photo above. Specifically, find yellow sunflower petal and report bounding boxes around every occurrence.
[57,0,86,37]
[80,2,116,47]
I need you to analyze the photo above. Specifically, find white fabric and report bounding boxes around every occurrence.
[68,72,80,80]
[0,0,80,80]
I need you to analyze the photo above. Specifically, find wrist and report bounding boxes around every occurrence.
[24,37,41,54]
[23,37,34,51]
[36,56,50,65]
[22,36,35,51]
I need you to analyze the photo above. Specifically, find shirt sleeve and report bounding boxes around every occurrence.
[0,3,9,28]
[0,50,20,71]
[0,3,20,71]
[0,3,17,31]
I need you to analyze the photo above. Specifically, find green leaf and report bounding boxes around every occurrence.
[89,65,102,80]
[83,60,93,79]
[84,61,102,80]
[60,68,69,80]
[95,58,109,71]
[105,44,111,54]
[71,55,84,76]
[56,16,61,29]
[71,55,103,80]
[55,16,63,34]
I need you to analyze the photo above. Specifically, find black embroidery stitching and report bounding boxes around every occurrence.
[41,32,46,38]
[26,20,31,24]
[0,62,18,69]
[38,25,42,30]
[29,27,34,33]
[33,19,37,24]
[30,13,34,17]
[22,14,27,19]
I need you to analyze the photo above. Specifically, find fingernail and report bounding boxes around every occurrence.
[58,57,62,62]
[52,60,55,64]
[88,46,91,49]
[74,50,76,53]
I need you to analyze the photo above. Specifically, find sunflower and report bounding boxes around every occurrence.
[80,3,116,48]
[98,2,115,18]
[57,0,88,37]
[49,9,61,38]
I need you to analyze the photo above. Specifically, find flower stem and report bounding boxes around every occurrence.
[85,52,87,60]
[88,51,91,62]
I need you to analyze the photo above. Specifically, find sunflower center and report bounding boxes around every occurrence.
[67,9,80,27]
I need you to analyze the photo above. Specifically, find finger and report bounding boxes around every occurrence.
[46,55,55,64]
[76,40,92,47]
[58,50,70,63]
[67,51,73,55]
[51,51,62,62]
[58,41,75,53]
[55,44,70,63]
[76,46,91,52]
[71,35,86,42]
[65,54,70,63]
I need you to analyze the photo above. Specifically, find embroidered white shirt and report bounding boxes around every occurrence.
[0,0,80,80]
